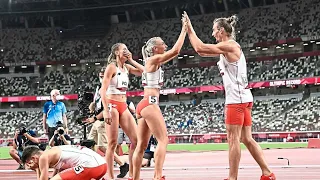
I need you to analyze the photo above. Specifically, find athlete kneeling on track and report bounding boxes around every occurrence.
[21,145,107,180]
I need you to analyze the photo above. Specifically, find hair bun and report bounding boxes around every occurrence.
[227,15,238,27]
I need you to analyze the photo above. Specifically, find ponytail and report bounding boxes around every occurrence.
[141,45,148,60]
[226,15,238,40]
[106,43,122,66]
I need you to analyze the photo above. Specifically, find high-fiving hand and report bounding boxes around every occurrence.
[182,11,192,31]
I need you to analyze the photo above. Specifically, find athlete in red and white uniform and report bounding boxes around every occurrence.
[183,11,276,180]
[132,17,187,180]
[100,43,144,180]
[21,145,107,180]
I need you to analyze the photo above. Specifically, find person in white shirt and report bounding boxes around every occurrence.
[183,11,275,180]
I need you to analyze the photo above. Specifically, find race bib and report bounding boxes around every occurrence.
[148,96,158,104]
[74,165,84,174]
[107,104,112,112]
[150,144,156,152]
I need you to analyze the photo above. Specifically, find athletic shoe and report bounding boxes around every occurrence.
[117,163,129,178]
[260,173,276,180]
[128,177,133,180]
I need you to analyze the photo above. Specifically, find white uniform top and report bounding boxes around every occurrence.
[142,67,164,89]
[52,145,106,170]
[106,66,129,95]
[217,41,253,105]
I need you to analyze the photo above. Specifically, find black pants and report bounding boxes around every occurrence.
[48,127,57,141]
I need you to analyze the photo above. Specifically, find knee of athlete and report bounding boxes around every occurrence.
[241,136,253,145]
[136,142,148,154]
[107,140,118,151]
[130,137,137,147]
[227,133,240,145]
[9,149,16,156]
[157,136,168,147]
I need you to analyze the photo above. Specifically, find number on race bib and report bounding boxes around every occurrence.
[148,96,158,104]
[108,104,112,112]
[74,165,84,174]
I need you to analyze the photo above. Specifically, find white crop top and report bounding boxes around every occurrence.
[106,66,129,95]
[142,67,164,89]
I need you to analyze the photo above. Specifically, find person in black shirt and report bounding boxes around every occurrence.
[142,135,158,167]
[9,124,40,170]
[48,122,72,147]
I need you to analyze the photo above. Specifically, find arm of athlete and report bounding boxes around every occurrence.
[125,51,144,76]
[35,168,41,180]
[38,153,49,180]
[150,15,187,65]
[184,11,235,56]
[101,64,117,125]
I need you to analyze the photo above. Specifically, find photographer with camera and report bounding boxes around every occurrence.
[9,123,41,170]
[48,121,72,147]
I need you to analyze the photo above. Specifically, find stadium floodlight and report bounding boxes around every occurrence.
[262,48,268,51]
[316,42,320,45]
[46,65,52,68]
[288,45,294,48]
[95,62,100,65]
[310,40,315,43]
[250,49,255,52]
[71,64,77,66]
[303,43,308,46]
[275,46,281,49]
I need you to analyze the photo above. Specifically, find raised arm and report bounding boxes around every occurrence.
[150,17,187,65]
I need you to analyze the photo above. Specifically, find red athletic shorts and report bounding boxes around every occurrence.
[225,102,253,126]
[106,99,127,116]
[136,96,159,117]
[59,163,107,180]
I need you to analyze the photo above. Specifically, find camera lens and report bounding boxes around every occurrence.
[58,129,64,135]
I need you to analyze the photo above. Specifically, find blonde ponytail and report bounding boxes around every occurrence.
[141,45,148,60]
